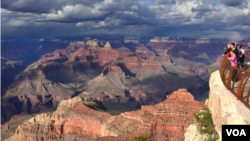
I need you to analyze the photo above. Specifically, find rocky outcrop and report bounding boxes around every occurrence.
[103,42,112,50]
[135,46,155,56]
[1,94,72,124]
[184,124,208,141]
[1,122,11,132]
[8,89,205,141]
[101,66,125,76]
[205,71,250,139]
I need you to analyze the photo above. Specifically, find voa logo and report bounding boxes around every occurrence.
[226,129,246,136]
[222,125,249,140]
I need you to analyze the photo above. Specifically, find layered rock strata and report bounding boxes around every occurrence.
[9,89,205,141]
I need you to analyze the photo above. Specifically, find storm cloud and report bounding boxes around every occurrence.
[219,0,245,6]
[1,0,250,40]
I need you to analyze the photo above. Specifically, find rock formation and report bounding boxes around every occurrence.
[184,124,208,141]
[6,89,205,141]
[205,71,250,139]
[185,70,250,141]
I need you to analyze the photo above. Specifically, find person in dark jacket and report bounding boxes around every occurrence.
[248,44,250,60]
[239,45,245,66]
[224,43,232,57]
[236,44,241,52]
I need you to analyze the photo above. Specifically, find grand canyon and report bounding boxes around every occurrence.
[2,37,250,141]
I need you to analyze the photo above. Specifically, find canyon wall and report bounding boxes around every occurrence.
[206,71,250,137]
[2,38,214,124]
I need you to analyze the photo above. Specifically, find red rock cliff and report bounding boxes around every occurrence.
[12,89,205,141]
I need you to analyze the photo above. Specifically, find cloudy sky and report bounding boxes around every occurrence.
[1,0,250,40]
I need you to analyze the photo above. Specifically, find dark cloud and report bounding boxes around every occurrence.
[1,0,250,41]
[219,0,244,6]
[34,0,157,25]
[155,0,176,4]
[1,0,103,13]
[191,5,214,12]
[154,0,193,5]
[191,0,216,12]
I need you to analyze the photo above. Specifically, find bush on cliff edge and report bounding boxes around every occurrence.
[131,134,150,141]
[209,69,215,74]
[192,108,219,141]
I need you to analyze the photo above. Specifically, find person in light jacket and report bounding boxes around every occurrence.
[228,50,237,67]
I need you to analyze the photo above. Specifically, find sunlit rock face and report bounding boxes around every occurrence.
[206,71,250,139]
[184,124,208,141]
[8,89,205,141]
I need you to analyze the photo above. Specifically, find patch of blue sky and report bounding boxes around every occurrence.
[164,4,173,6]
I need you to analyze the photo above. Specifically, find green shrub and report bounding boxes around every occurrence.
[131,134,150,141]
[209,69,215,74]
[192,108,219,141]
